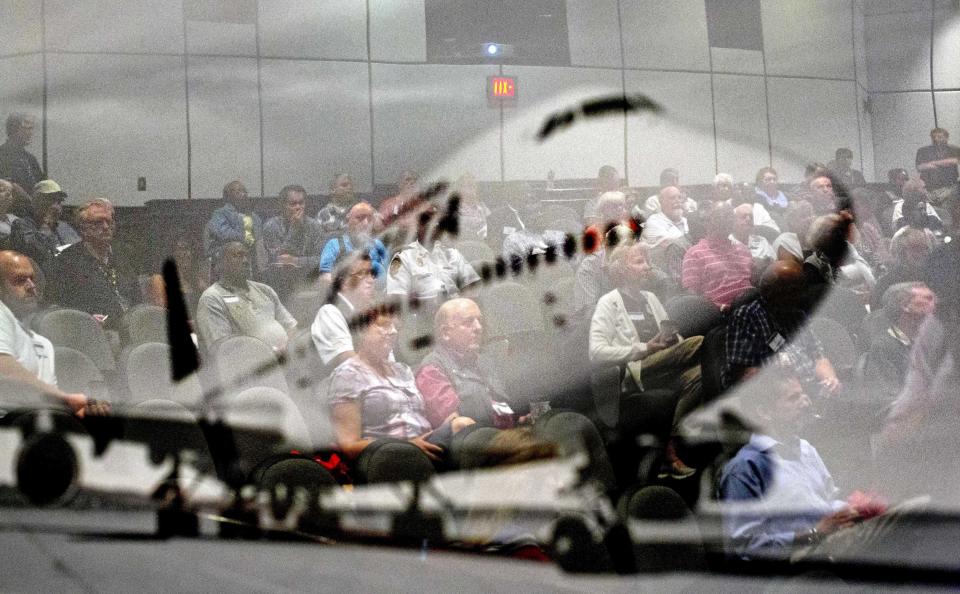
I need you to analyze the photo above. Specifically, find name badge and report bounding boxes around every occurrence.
[628,313,645,321]
[491,401,514,416]
[503,226,516,235]
[767,333,786,351]
[223,295,240,304]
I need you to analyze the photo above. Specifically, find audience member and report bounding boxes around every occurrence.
[884,167,909,206]
[915,127,959,206]
[582,165,622,225]
[891,179,942,233]
[589,242,703,476]
[320,202,388,282]
[0,250,93,416]
[642,185,689,246]
[719,363,902,561]
[753,166,789,221]
[681,206,754,310]
[48,198,137,329]
[9,180,80,271]
[416,297,616,490]
[729,203,775,267]
[849,187,890,271]
[386,203,479,302]
[317,173,360,239]
[827,148,866,189]
[0,179,17,246]
[377,170,419,229]
[262,184,324,299]
[450,173,490,240]
[863,282,936,410]
[145,236,209,317]
[204,180,264,276]
[311,252,376,371]
[808,173,837,215]
[643,168,698,216]
[723,260,841,396]
[0,114,44,194]
[196,241,297,353]
[326,308,473,481]
[870,227,934,311]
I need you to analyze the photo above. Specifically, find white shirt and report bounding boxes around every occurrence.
[891,199,940,227]
[311,294,355,366]
[730,234,775,261]
[641,212,688,246]
[0,300,57,387]
[643,193,698,216]
[386,240,480,299]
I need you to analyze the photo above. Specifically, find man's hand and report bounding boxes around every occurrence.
[450,416,476,433]
[643,337,669,356]
[84,399,112,417]
[410,431,443,461]
[815,507,861,536]
[820,375,842,395]
[61,392,88,417]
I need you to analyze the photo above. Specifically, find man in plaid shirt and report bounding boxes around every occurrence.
[722,260,841,395]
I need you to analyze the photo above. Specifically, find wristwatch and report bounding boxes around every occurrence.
[796,526,824,546]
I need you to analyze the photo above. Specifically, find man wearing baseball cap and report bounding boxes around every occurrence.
[8,179,79,272]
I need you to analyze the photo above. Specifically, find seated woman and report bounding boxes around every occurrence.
[326,308,477,483]
[589,241,704,478]
[146,236,209,319]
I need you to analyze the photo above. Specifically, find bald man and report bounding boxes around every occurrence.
[204,180,265,277]
[722,260,841,396]
[416,297,616,490]
[319,202,388,282]
[0,250,91,415]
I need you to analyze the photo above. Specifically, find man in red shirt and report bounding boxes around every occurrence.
[681,205,754,310]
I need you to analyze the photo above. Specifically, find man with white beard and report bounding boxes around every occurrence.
[319,202,388,284]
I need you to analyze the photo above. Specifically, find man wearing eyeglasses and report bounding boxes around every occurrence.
[47,198,138,329]
[319,202,388,283]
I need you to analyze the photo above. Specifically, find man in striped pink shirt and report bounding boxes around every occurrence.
[681,205,754,310]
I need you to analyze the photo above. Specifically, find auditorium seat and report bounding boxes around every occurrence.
[36,308,118,376]
[210,335,289,395]
[126,342,204,407]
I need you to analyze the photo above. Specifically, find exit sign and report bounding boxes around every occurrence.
[487,76,517,106]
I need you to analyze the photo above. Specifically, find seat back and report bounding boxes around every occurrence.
[211,335,289,394]
[809,316,858,371]
[122,304,168,347]
[451,240,494,263]
[479,281,542,341]
[53,346,108,401]
[221,386,313,452]
[36,308,117,373]
[126,342,204,407]
[664,295,722,338]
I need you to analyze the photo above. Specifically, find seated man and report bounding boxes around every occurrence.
[48,198,138,328]
[642,185,690,247]
[729,203,775,269]
[311,252,376,371]
[863,282,936,410]
[891,179,943,233]
[416,297,615,490]
[261,184,324,299]
[319,172,361,241]
[723,260,841,397]
[204,180,264,277]
[196,241,297,354]
[386,202,479,303]
[319,202,388,282]
[681,206,754,310]
[9,180,80,272]
[719,363,905,561]
[0,250,94,416]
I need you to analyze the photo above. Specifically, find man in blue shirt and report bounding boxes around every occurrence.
[319,202,387,282]
[718,363,900,562]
